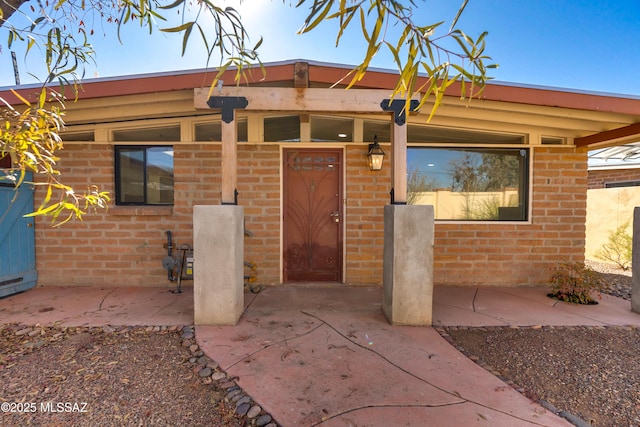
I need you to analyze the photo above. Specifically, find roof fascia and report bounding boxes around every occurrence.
[3,60,640,149]
[0,62,296,105]
[1,61,637,115]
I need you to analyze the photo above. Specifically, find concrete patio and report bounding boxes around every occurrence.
[1,284,639,426]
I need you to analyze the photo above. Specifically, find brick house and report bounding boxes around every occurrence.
[588,144,640,189]
[3,60,640,290]
[589,166,640,189]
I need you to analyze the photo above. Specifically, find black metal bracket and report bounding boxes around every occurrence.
[221,189,239,206]
[381,99,420,126]
[390,188,407,205]
[207,96,249,123]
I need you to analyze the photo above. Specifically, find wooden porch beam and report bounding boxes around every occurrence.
[206,96,248,204]
[221,119,237,204]
[392,122,408,204]
[575,122,640,149]
[195,87,407,113]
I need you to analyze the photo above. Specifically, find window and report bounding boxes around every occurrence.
[310,116,353,141]
[363,120,391,142]
[407,147,529,221]
[264,116,300,142]
[194,119,248,142]
[115,146,174,205]
[541,136,565,145]
[605,180,640,188]
[408,125,525,144]
[60,131,95,142]
[113,125,180,142]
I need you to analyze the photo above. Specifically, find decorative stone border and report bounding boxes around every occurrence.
[2,323,280,426]
[181,326,280,427]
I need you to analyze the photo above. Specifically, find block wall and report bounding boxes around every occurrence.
[34,144,586,287]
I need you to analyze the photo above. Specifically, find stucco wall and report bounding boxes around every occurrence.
[585,167,639,262]
[34,144,586,287]
[585,186,638,261]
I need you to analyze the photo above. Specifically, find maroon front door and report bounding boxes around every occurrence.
[283,149,343,282]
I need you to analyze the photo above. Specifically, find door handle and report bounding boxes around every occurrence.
[329,212,340,223]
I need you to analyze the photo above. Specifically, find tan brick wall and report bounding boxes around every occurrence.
[34,144,586,288]
[343,145,390,284]
[238,144,281,285]
[433,146,586,286]
[35,144,221,287]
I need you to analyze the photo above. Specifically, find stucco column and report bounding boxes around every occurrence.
[193,205,244,325]
[632,207,640,313]
[383,204,434,325]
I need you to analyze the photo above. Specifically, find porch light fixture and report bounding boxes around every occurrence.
[367,135,385,171]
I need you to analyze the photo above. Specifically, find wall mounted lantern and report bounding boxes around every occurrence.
[367,135,385,171]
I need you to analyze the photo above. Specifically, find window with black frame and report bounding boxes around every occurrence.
[407,147,529,221]
[115,146,174,205]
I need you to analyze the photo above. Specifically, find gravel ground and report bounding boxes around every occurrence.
[586,260,633,301]
[0,325,276,426]
[443,261,639,427]
[1,261,635,427]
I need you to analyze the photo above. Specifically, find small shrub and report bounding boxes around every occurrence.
[594,221,632,271]
[547,261,606,305]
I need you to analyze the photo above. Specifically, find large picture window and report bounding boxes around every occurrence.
[115,146,174,205]
[407,147,529,221]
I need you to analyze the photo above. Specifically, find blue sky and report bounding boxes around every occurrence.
[2,0,640,97]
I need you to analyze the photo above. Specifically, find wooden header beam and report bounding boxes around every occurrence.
[194,87,418,113]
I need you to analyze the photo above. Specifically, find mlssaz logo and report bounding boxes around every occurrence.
[40,402,89,413]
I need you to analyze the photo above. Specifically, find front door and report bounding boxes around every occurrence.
[283,149,343,282]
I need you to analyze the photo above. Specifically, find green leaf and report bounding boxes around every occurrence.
[10,89,31,106]
[196,24,210,54]
[25,202,59,217]
[181,24,193,56]
[299,0,332,33]
[160,22,194,34]
[332,6,358,45]
[450,0,469,31]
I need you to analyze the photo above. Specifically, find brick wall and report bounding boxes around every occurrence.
[34,144,586,288]
[587,167,640,189]
[35,144,221,287]
[238,144,281,285]
[343,145,390,284]
[433,147,587,285]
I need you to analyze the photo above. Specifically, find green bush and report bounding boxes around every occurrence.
[595,221,632,271]
[547,262,606,305]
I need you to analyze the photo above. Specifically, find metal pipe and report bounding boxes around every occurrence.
[166,230,174,281]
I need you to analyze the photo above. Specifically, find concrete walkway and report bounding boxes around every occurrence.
[1,285,639,426]
[0,286,193,326]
